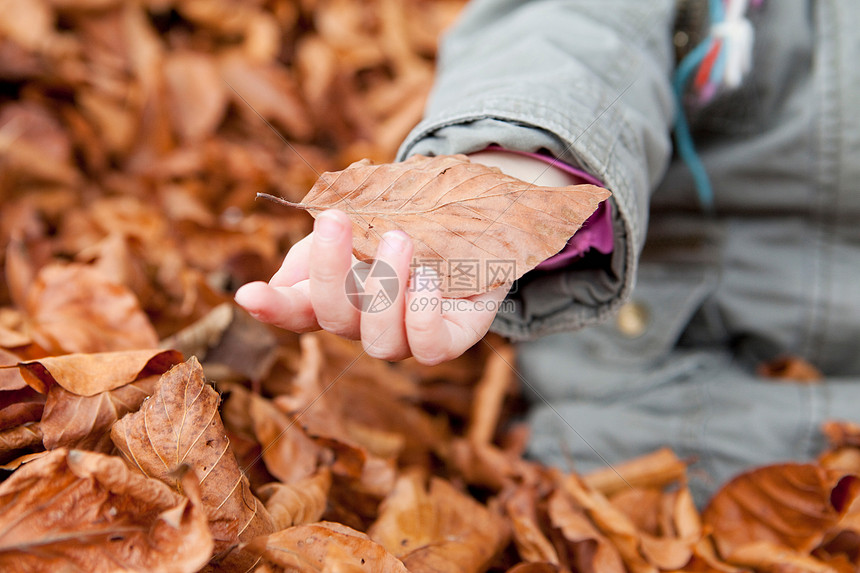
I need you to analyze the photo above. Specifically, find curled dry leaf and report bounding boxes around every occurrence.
[583,447,687,497]
[0,387,44,432]
[561,474,659,573]
[261,154,611,296]
[369,471,510,573]
[257,469,332,531]
[0,448,212,573]
[0,348,45,434]
[110,357,274,562]
[467,343,515,446]
[0,423,43,464]
[703,463,860,560]
[546,488,626,573]
[10,348,182,395]
[256,521,408,572]
[504,485,560,564]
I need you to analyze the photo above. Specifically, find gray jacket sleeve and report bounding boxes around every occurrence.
[396,0,678,340]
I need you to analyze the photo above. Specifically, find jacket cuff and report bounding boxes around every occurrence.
[397,114,638,340]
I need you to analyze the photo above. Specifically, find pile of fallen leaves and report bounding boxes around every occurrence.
[2,0,860,571]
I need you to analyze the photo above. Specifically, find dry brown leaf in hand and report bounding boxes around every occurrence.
[369,471,510,573]
[40,375,158,452]
[261,154,611,296]
[10,348,182,395]
[110,357,274,562]
[703,463,860,560]
[0,448,212,573]
[255,521,409,572]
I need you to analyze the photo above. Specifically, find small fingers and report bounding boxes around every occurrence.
[234,280,319,332]
[405,268,456,365]
[269,233,313,287]
[406,277,510,365]
[309,210,361,338]
[444,285,509,336]
[360,231,413,361]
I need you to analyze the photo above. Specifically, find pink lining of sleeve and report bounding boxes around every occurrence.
[485,147,614,271]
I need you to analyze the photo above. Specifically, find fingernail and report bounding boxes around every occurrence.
[380,231,408,255]
[315,212,341,240]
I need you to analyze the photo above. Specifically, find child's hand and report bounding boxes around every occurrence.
[234,209,509,365]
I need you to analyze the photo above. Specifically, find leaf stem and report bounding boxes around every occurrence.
[256,193,307,210]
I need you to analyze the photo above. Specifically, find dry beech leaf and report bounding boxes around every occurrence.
[0,423,43,463]
[0,448,212,573]
[703,463,860,559]
[726,541,839,573]
[822,421,860,450]
[0,389,43,432]
[561,475,658,573]
[261,154,611,296]
[257,469,332,530]
[0,349,45,430]
[505,564,562,573]
[546,488,626,573]
[24,263,159,354]
[248,388,320,484]
[0,449,49,471]
[608,487,663,537]
[584,447,687,497]
[163,50,228,143]
[255,521,408,572]
[369,471,510,573]
[9,348,182,395]
[467,343,515,445]
[757,355,824,383]
[504,485,560,564]
[219,51,314,141]
[40,375,158,452]
[448,438,539,492]
[110,357,274,562]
